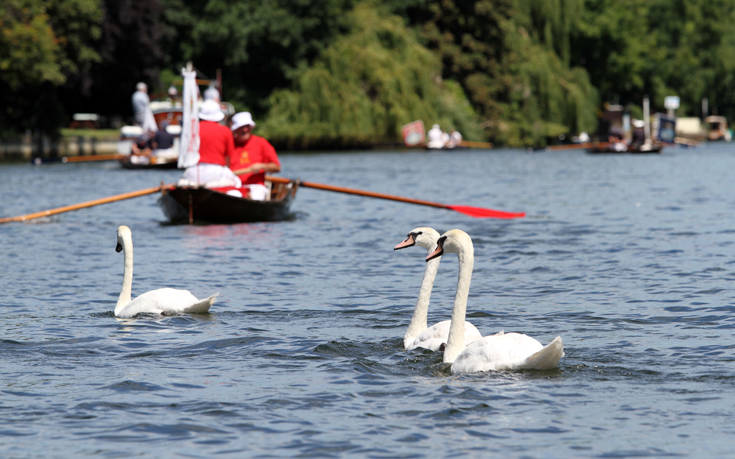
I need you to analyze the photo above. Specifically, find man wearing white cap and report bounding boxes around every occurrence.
[229,112,281,201]
[178,99,241,188]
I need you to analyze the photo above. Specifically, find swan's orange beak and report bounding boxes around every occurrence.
[425,245,442,261]
[426,236,446,261]
[394,233,416,250]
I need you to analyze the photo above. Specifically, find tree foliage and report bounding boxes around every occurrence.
[5,0,735,148]
[261,2,482,148]
[0,0,101,135]
[175,0,354,115]
[393,0,597,146]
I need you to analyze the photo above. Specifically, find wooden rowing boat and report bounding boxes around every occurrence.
[586,142,663,154]
[119,155,179,169]
[158,179,298,224]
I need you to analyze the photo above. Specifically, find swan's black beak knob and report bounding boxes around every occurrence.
[116,242,123,253]
[426,236,446,261]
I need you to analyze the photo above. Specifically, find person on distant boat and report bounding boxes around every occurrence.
[150,121,177,162]
[167,85,179,105]
[229,112,281,201]
[178,99,240,188]
[446,129,463,149]
[427,124,446,149]
[130,131,154,165]
[630,119,646,151]
[204,83,220,103]
[132,82,150,127]
[608,127,627,152]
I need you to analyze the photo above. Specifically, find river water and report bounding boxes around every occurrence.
[1,144,734,457]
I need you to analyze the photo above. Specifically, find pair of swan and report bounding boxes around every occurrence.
[395,227,563,374]
[115,225,217,318]
[394,227,482,350]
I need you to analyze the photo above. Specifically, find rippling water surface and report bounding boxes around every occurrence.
[2,144,735,457]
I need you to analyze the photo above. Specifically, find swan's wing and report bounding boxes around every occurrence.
[463,321,483,342]
[409,320,483,351]
[451,332,545,374]
[408,321,449,351]
[116,288,212,317]
[520,336,564,370]
[179,293,218,314]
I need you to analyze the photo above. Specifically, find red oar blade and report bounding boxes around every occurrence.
[448,205,525,219]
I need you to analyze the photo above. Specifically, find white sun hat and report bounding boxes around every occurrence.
[230,111,256,131]
[198,99,225,122]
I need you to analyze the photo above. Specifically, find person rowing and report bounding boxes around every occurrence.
[229,112,281,201]
[178,99,241,188]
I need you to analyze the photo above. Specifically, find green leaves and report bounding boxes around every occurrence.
[0,0,101,134]
[1,2,64,89]
[261,3,482,148]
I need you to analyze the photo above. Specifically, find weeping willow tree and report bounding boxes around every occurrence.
[261,2,482,149]
[496,10,599,146]
[396,0,598,147]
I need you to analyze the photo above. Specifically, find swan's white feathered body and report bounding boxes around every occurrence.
[115,225,217,318]
[427,229,563,374]
[451,331,564,373]
[405,318,481,352]
[395,227,481,351]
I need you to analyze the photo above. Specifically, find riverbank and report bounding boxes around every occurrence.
[0,130,119,162]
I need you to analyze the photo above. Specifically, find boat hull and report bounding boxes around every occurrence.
[586,142,663,154]
[158,180,297,224]
[119,157,179,169]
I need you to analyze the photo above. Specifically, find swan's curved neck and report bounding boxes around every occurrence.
[443,246,473,363]
[404,254,440,348]
[116,236,133,315]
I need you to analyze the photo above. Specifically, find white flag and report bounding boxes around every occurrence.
[178,68,200,169]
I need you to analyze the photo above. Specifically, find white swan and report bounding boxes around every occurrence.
[426,229,564,373]
[114,225,217,318]
[394,227,481,351]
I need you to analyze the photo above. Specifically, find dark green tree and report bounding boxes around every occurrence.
[0,0,101,136]
[80,0,172,123]
[177,0,354,115]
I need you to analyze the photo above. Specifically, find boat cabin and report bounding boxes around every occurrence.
[705,115,732,141]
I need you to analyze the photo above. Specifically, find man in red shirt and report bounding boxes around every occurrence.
[179,99,240,188]
[198,99,234,166]
[229,112,281,200]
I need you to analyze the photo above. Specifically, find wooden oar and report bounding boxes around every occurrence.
[546,142,599,151]
[62,154,126,163]
[266,176,524,219]
[0,184,172,224]
[459,140,493,149]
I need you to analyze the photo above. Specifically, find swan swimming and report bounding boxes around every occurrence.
[114,225,217,318]
[426,229,564,373]
[394,227,481,351]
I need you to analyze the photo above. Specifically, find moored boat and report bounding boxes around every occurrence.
[119,152,179,169]
[586,142,663,154]
[158,178,298,224]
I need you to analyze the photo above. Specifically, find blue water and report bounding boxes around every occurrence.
[1,144,735,457]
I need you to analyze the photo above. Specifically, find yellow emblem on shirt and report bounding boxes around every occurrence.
[240,150,250,165]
